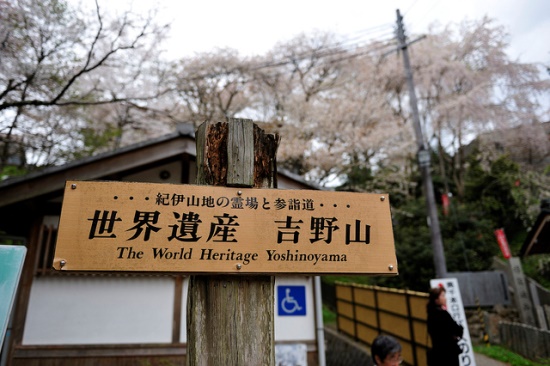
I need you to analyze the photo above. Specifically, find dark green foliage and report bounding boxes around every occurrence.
[464,154,536,253]
[474,345,550,366]
[441,199,501,271]
[336,163,374,192]
[68,126,123,160]
[0,165,29,181]
[340,150,546,292]
[522,254,550,290]
[372,198,435,291]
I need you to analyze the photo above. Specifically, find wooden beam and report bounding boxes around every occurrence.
[0,138,195,208]
[172,275,184,343]
[13,344,187,358]
[187,119,277,365]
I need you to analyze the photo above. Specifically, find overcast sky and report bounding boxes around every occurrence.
[131,0,550,65]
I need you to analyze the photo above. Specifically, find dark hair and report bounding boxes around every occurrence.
[427,285,446,311]
[371,334,401,364]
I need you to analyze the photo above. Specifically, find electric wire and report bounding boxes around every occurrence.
[176,20,399,82]
[402,0,441,38]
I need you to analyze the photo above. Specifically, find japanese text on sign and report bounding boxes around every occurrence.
[53,181,397,275]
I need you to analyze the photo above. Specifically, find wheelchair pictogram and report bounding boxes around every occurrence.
[277,285,306,316]
[281,288,302,313]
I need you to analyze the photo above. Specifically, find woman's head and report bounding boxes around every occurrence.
[371,334,402,366]
[428,285,447,309]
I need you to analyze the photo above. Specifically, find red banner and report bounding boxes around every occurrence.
[494,228,511,259]
[441,193,450,216]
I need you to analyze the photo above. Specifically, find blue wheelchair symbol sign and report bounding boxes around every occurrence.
[278,286,306,316]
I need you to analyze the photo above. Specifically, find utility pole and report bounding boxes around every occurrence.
[396,9,448,278]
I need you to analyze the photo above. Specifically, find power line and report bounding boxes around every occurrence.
[251,39,398,71]
[178,34,398,83]
[402,0,441,37]
[403,0,421,17]
[337,23,396,47]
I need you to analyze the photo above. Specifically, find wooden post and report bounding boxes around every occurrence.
[187,118,278,366]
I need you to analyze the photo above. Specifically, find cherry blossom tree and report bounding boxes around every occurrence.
[0,0,170,175]
[403,17,550,197]
[170,48,253,127]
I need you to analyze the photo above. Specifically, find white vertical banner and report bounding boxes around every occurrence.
[430,278,476,366]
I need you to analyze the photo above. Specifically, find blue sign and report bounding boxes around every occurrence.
[1,245,26,347]
[277,285,306,316]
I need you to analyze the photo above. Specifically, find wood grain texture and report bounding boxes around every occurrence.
[227,119,254,187]
[188,118,276,366]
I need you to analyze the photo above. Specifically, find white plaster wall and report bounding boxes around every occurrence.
[23,275,315,345]
[23,276,174,345]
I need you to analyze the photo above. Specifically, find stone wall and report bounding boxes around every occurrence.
[465,305,520,344]
[324,327,373,366]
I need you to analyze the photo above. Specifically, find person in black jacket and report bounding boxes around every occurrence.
[427,285,464,366]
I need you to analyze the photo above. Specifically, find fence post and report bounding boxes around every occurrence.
[187,118,278,365]
[405,290,418,365]
[374,287,381,334]
[351,285,358,341]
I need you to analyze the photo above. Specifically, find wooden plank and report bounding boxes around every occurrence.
[355,306,377,326]
[9,221,41,362]
[337,300,354,318]
[356,323,377,345]
[354,287,376,307]
[337,316,356,337]
[172,275,184,343]
[413,319,429,346]
[187,119,275,366]
[13,344,187,358]
[377,290,408,315]
[400,341,414,366]
[336,285,353,301]
[52,181,397,275]
[379,312,410,340]
[227,118,254,187]
[408,293,429,320]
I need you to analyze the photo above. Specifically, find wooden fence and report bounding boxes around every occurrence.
[335,282,430,366]
[500,321,550,361]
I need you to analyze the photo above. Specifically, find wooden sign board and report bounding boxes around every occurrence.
[53,181,397,275]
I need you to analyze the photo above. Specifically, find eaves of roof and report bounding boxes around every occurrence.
[0,123,320,207]
[0,124,196,207]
